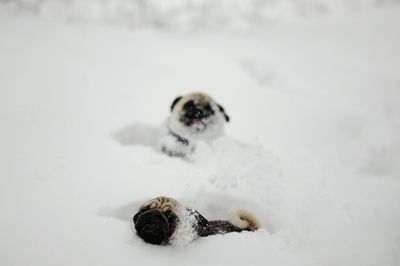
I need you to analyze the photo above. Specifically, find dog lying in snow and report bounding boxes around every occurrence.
[133,196,261,245]
[159,92,230,158]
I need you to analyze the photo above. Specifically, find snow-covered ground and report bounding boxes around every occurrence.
[1,4,400,266]
[2,0,400,29]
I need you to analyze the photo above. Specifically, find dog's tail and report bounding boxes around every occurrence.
[229,209,262,231]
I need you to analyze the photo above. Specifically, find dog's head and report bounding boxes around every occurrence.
[169,92,229,136]
[133,197,180,245]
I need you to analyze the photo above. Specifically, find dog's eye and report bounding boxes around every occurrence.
[165,211,178,228]
[183,100,196,110]
[164,209,175,220]
[204,104,214,114]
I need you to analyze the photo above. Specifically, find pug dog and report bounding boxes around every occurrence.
[159,92,230,158]
[133,196,261,245]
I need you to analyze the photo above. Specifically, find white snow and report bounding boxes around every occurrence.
[0,3,400,266]
[2,0,400,29]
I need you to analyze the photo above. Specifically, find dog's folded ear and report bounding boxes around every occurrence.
[133,212,141,224]
[218,104,230,122]
[171,96,182,112]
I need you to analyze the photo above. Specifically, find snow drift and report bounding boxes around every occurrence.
[0,2,399,266]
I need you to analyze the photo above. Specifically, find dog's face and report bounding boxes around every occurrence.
[133,197,180,245]
[170,92,229,136]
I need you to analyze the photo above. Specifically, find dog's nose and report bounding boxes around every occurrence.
[186,108,203,118]
[194,110,203,118]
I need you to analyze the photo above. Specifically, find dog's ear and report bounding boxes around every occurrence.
[218,104,230,122]
[133,212,141,224]
[171,96,182,112]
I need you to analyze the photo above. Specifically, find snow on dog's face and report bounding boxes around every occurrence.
[169,92,229,140]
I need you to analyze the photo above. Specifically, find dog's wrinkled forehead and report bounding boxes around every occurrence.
[139,196,181,213]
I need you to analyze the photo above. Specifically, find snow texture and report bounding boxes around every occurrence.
[1,0,400,29]
[0,2,400,266]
